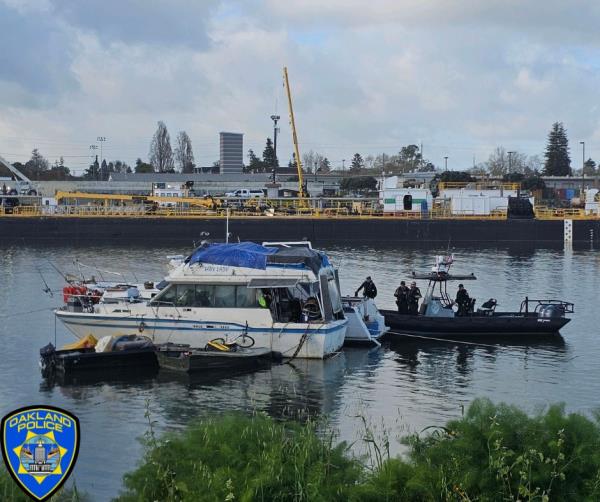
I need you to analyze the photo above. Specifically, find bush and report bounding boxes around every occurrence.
[359,398,600,501]
[116,401,600,501]
[116,413,361,502]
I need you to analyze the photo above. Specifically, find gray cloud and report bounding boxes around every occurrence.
[51,0,221,48]
[0,2,77,105]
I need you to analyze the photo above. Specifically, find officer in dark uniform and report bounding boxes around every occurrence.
[394,280,409,314]
[455,283,471,316]
[407,281,422,315]
[355,276,377,299]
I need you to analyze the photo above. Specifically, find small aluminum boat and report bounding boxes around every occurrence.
[156,343,273,373]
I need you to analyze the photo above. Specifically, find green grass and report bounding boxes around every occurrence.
[0,463,85,501]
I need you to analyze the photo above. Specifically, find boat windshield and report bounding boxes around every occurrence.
[150,284,259,308]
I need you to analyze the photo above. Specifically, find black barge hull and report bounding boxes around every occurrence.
[381,310,570,337]
[2,217,600,245]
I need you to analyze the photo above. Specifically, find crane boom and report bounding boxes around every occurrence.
[282,67,305,201]
[0,154,31,182]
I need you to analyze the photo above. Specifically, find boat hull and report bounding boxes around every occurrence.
[157,347,273,373]
[342,297,388,345]
[381,310,570,337]
[55,311,346,359]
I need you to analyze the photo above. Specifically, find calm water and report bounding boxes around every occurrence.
[1,243,598,500]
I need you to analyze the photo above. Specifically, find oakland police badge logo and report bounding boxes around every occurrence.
[1,406,80,501]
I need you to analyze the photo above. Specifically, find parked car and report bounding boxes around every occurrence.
[224,189,265,198]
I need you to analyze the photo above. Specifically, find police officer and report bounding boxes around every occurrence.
[455,283,471,316]
[394,280,409,314]
[407,281,422,315]
[355,276,377,299]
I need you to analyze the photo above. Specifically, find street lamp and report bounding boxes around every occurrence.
[97,136,107,179]
[270,115,280,182]
[507,151,515,175]
[342,159,345,171]
[444,156,448,171]
[580,141,585,194]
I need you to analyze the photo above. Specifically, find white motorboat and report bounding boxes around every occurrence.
[55,242,347,359]
[342,296,388,345]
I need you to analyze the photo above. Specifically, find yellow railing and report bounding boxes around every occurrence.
[438,182,520,191]
[4,203,600,220]
[534,207,592,220]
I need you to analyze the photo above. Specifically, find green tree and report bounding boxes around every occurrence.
[543,122,571,176]
[247,149,263,173]
[83,156,100,179]
[340,176,377,193]
[134,158,154,173]
[319,157,331,173]
[288,152,297,169]
[350,153,364,172]
[583,158,596,176]
[262,137,278,170]
[24,148,49,179]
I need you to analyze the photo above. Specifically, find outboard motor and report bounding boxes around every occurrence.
[539,304,566,318]
[39,343,56,377]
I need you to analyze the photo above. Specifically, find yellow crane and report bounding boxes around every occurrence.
[282,66,306,202]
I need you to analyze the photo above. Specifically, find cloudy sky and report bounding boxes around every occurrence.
[1,0,600,174]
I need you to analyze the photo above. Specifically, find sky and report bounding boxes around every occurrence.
[1,0,600,175]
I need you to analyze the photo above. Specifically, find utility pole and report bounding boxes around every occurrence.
[580,141,585,194]
[444,156,448,171]
[270,115,280,183]
[97,136,107,179]
[507,151,515,175]
[89,144,98,179]
[342,159,345,172]
[420,141,423,170]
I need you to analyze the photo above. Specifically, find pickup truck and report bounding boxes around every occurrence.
[224,189,265,198]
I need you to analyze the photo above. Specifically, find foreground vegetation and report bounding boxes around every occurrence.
[114,399,600,502]
[0,464,84,501]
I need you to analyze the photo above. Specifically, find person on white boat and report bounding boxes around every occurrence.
[355,276,377,299]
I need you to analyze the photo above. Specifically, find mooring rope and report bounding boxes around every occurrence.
[387,330,511,349]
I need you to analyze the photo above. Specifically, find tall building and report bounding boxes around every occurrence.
[219,132,243,174]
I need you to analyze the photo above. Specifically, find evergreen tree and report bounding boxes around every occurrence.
[583,158,596,176]
[319,157,331,173]
[247,149,263,172]
[134,157,154,173]
[100,159,109,180]
[350,153,364,172]
[262,138,278,170]
[543,122,571,176]
[288,153,297,169]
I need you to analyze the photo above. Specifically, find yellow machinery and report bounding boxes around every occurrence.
[283,67,306,203]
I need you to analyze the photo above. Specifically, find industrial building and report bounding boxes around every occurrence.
[219,132,244,174]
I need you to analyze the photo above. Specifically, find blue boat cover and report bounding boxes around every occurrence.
[189,242,278,269]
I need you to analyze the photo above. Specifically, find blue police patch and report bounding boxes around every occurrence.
[1,405,80,501]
